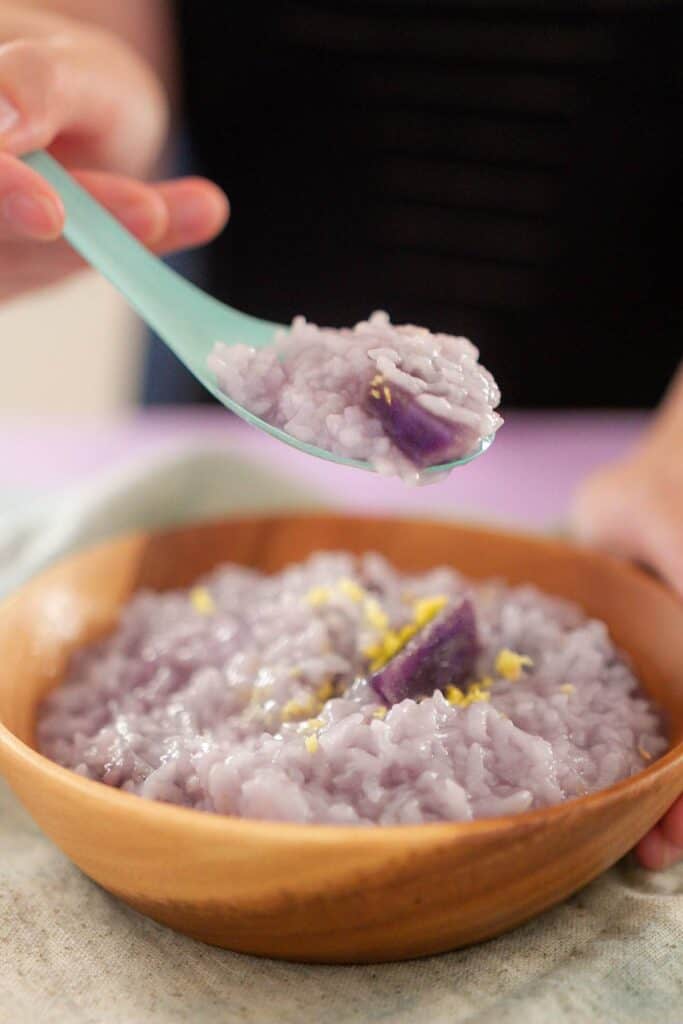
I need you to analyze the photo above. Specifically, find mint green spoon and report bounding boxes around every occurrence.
[24,151,492,474]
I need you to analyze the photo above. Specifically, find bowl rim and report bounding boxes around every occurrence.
[1,513,682,846]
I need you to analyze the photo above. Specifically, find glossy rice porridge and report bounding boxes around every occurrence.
[37,553,666,825]
[209,312,502,481]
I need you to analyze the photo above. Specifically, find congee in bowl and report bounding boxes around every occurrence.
[208,311,502,480]
[4,515,683,961]
[37,551,666,824]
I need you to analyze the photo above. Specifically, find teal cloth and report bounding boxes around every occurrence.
[0,444,323,597]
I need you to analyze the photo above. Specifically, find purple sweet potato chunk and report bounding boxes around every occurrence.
[370,598,478,705]
[365,380,477,468]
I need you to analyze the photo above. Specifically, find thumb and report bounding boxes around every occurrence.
[0,32,167,176]
[573,460,683,598]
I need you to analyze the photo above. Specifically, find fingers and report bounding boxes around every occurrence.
[629,488,683,598]
[572,462,642,562]
[635,822,683,871]
[73,170,170,245]
[0,144,230,249]
[572,459,683,598]
[0,32,167,175]
[0,151,63,239]
[660,795,683,848]
[0,154,230,301]
[0,150,229,250]
[150,178,230,253]
[636,795,683,870]
[575,454,683,875]
[74,172,230,254]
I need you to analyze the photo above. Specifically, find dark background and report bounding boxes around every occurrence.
[143,2,683,409]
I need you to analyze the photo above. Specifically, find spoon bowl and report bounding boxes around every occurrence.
[23,151,493,475]
[0,513,681,963]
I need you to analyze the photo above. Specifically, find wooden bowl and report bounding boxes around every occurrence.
[0,514,682,964]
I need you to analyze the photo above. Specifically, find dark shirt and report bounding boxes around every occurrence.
[171,1,683,408]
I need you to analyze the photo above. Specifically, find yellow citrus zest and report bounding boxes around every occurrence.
[495,648,533,682]
[306,586,330,607]
[299,717,324,733]
[364,597,389,631]
[446,681,492,707]
[316,679,335,702]
[338,578,365,602]
[281,696,318,722]
[413,595,448,628]
[189,587,215,615]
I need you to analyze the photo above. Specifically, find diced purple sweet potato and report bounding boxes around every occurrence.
[365,378,476,468]
[370,598,478,705]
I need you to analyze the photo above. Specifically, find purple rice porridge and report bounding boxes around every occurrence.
[208,312,502,481]
[37,552,666,825]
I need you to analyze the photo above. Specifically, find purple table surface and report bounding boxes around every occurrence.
[0,408,649,529]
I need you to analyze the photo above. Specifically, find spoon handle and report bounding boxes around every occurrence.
[21,151,272,367]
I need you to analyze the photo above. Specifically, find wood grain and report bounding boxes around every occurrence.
[0,514,681,963]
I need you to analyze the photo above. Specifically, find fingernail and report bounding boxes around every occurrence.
[0,94,20,134]
[2,191,63,239]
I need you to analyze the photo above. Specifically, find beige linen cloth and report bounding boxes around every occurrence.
[1,448,681,1024]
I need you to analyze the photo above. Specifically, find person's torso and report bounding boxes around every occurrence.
[175,2,683,407]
